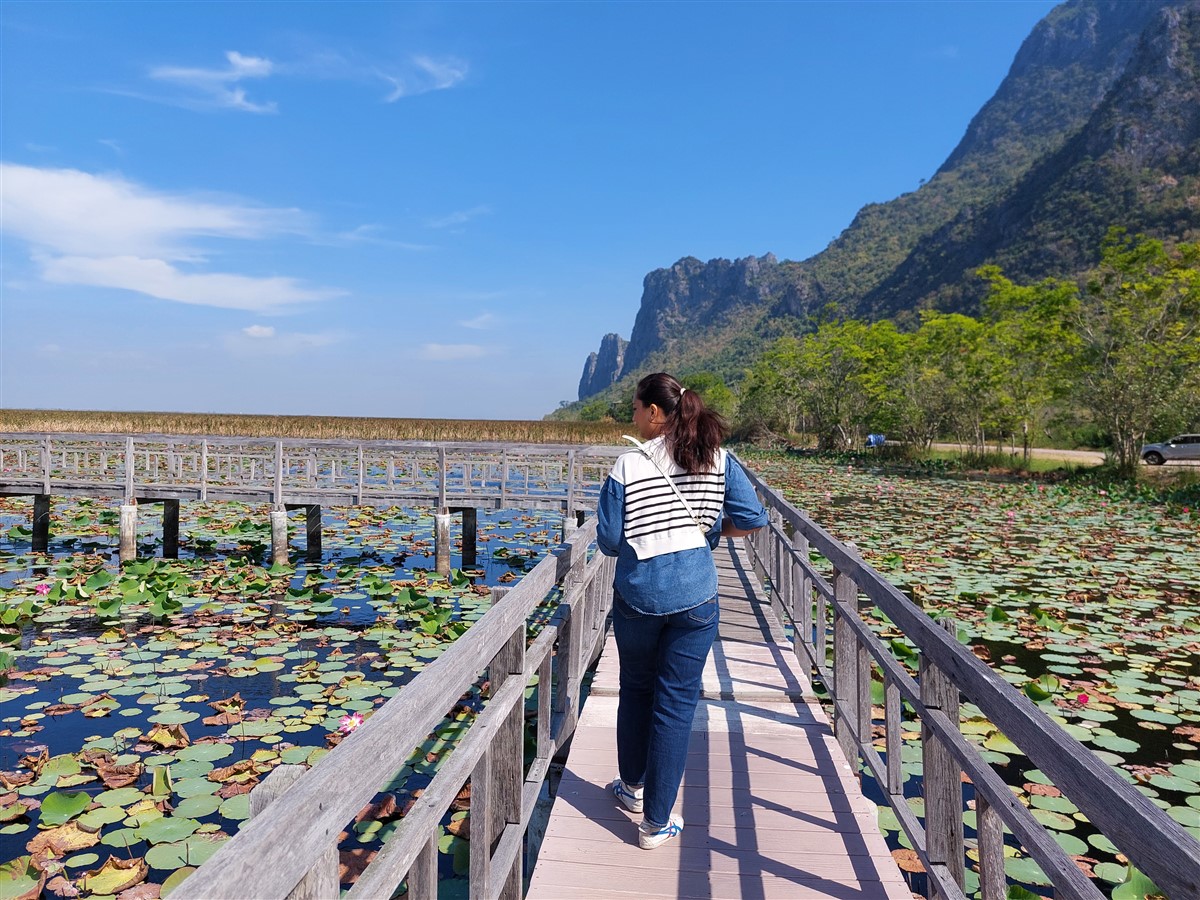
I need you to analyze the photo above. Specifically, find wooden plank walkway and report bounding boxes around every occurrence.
[527,538,912,899]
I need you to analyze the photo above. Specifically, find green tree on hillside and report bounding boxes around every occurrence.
[1073,231,1200,473]
[679,372,738,421]
[980,267,1081,461]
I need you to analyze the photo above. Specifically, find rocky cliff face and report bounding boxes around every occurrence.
[578,333,628,399]
[572,0,1198,405]
[577,255,781,399]
[863,0,1200,316]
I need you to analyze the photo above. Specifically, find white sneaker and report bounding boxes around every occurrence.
[610,778,643,813]
[638,814,684,850]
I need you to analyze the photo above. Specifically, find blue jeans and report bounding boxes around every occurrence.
[612,590,719,827]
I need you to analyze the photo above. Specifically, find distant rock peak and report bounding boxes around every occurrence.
[578,333,628,400]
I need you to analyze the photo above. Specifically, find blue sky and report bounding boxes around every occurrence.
[1,0,1058,420]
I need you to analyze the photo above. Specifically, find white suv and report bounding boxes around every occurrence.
[1141,434,1200,465]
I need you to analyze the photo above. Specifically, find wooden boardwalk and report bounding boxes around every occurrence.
[527,539,912,899]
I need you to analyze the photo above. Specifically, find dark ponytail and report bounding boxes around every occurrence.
[636,372,728,473]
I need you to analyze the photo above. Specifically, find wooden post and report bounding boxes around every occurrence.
[407,835,439,900]
[435,509,451,575]
[249,765,339,899]
[488,587,523,900]
[793,529,811,657]
[461,506,477,568]
[769,509,784,625]
[469,747,493,900]
[921,617,965,897]
[976,794,1005,900]
[124,436,135,499]
[560,512,578,543]
[119,503,137,564]
[305,505,322,562]
[832,569,858,766]
[270,507,289,567]
[162,499,180,559]
[32,495,50,553]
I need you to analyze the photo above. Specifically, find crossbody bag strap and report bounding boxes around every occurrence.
[622,435,705,531]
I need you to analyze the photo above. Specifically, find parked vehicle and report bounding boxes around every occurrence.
[1140,434,1200,465]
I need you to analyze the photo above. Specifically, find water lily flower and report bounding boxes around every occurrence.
[34,583,51,596]
[1077,693,1090,705]
[339,712,364,735]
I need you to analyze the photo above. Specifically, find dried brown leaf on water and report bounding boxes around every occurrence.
[144,723,189,750]
[116,883,161,900]
[892,848,925,873]
[43,875,79,900]
[339,848,376,884]
[18,749,48,776]
[26,821,100,857]
[353,794,399,823]
[78,857,149,895]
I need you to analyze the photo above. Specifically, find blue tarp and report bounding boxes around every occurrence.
[866,433,886,448]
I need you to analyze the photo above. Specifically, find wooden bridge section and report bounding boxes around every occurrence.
[0,432,621,568]
[526,539,911,899]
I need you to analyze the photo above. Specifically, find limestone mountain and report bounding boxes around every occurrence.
[575,0,1198,402]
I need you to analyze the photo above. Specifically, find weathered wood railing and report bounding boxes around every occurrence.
[173,517,613,900]
[0,433,621,511]
[739,466,1200,900]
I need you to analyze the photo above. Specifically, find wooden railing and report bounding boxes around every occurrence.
[0,433,622,512]
[173,517,614,900]
[739,466,1200,900]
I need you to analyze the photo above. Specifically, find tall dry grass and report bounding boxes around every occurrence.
[0,409,627,445]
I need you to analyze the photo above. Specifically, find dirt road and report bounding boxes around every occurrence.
[928,443,1106,465]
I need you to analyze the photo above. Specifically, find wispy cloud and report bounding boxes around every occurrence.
[419,343,489,362]
[149,50,277,113]
[131,49,468,113]
[425,204,491,230]
[42,256,339,312]
[98,138,123,155]
[1,163,304,258]
[379,55,468,102]
[334,224,433,251]
[459,312,496,330]
[224,327,345,356]
[1,163,339,313]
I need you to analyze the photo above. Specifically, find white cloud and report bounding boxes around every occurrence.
[1,163,337,312]
[0,163,304,258]
[150,50,277,113]
[98,138,123,155]
[335,224,433,251]
[380,55,468,102]
[425,205,491,230]
[41,256,340,312]
[419,343,489,362]
[223,328,345,356]
[459,313,496,330]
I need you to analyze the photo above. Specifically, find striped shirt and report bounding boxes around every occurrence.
[596,438,768,615]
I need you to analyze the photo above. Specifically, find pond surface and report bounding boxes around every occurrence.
[739,450,1200,897]
[0,496,564,898]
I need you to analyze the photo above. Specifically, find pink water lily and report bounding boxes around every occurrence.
[34,583,51,596]
[339,712,364,735]
[1077,693,1090,705]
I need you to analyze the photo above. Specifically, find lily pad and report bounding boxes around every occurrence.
[39,790,91,826]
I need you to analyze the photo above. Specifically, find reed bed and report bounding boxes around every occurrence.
[0,409,627,445]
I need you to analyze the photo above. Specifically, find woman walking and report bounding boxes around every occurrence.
[596,373,767,849]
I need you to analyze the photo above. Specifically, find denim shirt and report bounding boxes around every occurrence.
[596,453,767,615]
